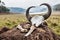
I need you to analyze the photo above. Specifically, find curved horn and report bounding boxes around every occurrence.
[40,3,52,20]
[26,6,35,22]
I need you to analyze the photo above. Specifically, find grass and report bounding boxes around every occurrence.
[0,12,60,35]
[0,14,27,28]
[47,15,60,35]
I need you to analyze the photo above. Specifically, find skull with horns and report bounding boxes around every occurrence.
[25,3,52,36]
[16,3,52,37]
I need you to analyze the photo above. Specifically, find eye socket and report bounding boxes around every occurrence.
[33,24,36,27]
[34,24,39,27]
[35,23,43,27]
[38,23,42,27]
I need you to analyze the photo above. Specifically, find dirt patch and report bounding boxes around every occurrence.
[0,22,60,40]
[0,27,10,34]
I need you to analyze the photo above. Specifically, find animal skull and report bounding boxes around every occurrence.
[25,3,52,36]
[31,15,44,27]
[25,16,44,36]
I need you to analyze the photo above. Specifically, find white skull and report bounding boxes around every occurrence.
[31,15,44,27]
[25,15,45,36]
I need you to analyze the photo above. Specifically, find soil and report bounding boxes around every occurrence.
[0,22,60,40]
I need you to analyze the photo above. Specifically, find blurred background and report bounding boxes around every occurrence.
[0,0,60,36]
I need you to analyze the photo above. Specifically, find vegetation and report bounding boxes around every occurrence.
[0,12,60,36]
[0,0,10,13]
[53,4,60,11]
[47,15,60,35]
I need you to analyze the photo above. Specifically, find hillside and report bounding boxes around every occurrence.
[8,7,25,13]
[8,7,47,13]
[53,4,60,11]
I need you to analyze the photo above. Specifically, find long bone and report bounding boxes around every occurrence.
[16,24,27,32]
[25,3,52,36]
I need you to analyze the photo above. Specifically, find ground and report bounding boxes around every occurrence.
[0,12,60,36]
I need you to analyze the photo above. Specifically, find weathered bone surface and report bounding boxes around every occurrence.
[31,15,44,27]
[16,25,28,32]
[26,3,52,23]
[25,16,44,36]
[25,25,36,36]
[25,3,52,37]
[16,22,31,33]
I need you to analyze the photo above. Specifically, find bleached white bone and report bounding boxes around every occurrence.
[16,25,27,32]
[25,25,36,36]
[25,15,44,36]
[31,15,44,27]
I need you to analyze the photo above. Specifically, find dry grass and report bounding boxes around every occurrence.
[0,14,27,28]
[0,12,60,35]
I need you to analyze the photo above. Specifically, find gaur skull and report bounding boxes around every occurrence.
[25,3,52,36]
